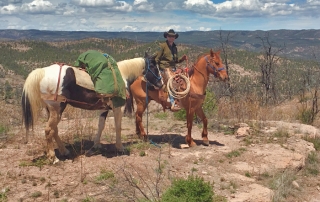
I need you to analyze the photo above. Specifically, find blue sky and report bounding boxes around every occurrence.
[0,0,319,32]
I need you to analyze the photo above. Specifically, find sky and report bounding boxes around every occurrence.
[0,0,319,32]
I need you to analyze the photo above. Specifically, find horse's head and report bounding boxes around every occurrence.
[205,49,228,81]
[143,52,163,89]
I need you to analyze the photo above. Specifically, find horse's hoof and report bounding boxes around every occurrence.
[189,141,197,147]
[53,157,60,164]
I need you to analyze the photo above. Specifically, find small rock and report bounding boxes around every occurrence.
[292,180,299,188]
[180,144,189,149]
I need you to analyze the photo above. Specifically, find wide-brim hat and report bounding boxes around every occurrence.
[164,29,179,39]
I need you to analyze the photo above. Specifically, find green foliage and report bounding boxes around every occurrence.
[95,169,115,183]
[0,124,8,134]
[305,151,319,176]
[303,136,320,151]
[226,148,246,158]
[269,170,296,202]
[0,187,9,202]
[202,90,217,116]
[297,108,314,124]
[154,112,168,120]
[161,175,214,202]
[19,156,50,169]
[173,109,187,121]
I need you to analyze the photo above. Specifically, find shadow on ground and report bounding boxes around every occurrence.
[54,139,134,161]
[49,133,225,162]
[144,133,225,149]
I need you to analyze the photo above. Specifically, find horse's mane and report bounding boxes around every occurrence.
[188,52,210,76]
[117,58,145,79]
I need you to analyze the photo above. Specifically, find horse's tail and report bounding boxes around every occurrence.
[124,89,134,117]
[21,68,45,139]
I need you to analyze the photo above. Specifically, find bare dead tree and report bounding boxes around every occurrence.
[257,32,284,105]
[219,29,232,76]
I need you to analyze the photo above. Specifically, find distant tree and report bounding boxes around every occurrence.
[257,32,284,105]
[4,80,13,101]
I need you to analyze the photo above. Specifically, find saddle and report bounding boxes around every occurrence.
[158,67,189,109]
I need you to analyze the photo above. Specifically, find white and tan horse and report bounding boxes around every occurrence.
[21,52,162,162]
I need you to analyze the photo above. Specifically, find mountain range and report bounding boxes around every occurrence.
[1,29,320,60]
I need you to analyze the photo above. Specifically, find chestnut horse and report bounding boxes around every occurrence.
[22,52,162,162]
[127,49,228,147]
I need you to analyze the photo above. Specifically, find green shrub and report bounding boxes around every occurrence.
[161,175,214,202]
[297,108,313,124]
[173,109,187,121]
[0,124,8,134]
[154,112,168,120]
[202,90,217,117]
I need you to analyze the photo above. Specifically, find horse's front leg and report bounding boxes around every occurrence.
[93,110,108,149]
[113,106,124,152]
[185,108,197,147]
[195,107,209,146]
[135,101,148,141]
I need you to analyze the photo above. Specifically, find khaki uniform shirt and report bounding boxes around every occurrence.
[155,41,185,70]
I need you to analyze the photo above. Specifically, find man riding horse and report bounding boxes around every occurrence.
[154,29,187,111]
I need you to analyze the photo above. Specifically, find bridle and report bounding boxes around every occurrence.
[204,56,225,77]
[143,57,162,87]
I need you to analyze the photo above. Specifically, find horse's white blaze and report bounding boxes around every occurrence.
[40,64,69,95]
[117,58,145,88]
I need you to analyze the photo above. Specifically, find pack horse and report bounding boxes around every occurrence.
[21,52,162,162]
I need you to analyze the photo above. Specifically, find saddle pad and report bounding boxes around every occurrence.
[71,67,95,91]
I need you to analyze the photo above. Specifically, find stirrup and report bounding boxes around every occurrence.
[170,103,181,112]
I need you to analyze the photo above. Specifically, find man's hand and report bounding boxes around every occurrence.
[181,55,188,61]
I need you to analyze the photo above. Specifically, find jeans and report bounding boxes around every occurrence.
[169,94,174,105]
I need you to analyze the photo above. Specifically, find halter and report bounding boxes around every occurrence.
[205,56,225,77]
[143,57,162,87]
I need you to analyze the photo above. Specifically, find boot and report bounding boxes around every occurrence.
[170,100,181,112]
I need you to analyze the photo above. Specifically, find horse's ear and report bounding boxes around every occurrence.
[210,49,214,57]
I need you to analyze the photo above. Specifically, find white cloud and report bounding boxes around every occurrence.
[133,0,154,11]
[133,0,148,5]
[0,4,18,14]
[0,0,319,31]
[21,0,55,14]
[73,0,115,7]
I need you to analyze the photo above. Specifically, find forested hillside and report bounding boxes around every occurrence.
[0,37,320,126]
[1,29,320,59]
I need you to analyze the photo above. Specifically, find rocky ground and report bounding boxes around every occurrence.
[1,106,320,202]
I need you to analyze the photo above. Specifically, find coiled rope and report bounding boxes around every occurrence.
[167,74,190,99]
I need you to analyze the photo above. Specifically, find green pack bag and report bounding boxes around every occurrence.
[74,50,126,108]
